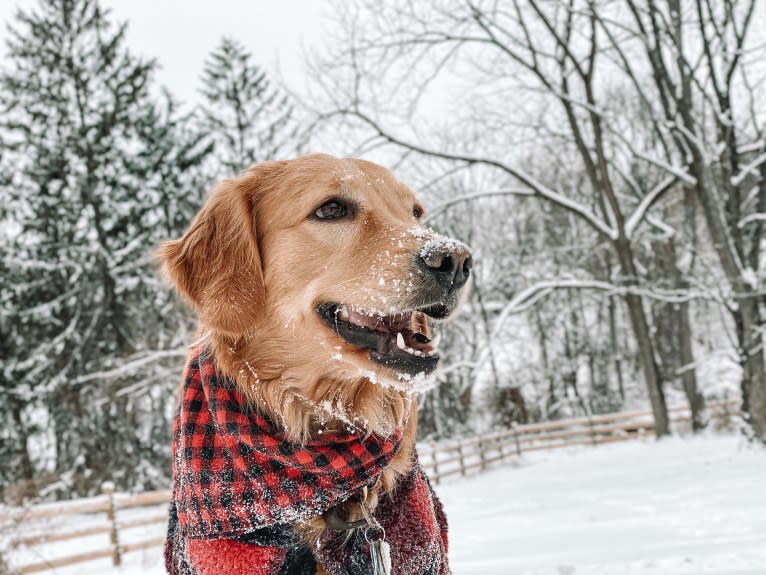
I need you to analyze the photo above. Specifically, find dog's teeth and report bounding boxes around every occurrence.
[396,332,432,357]
[337,305,350,321]
[396,332,406,350]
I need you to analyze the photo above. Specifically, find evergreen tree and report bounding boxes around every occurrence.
[201,37,300,174]
[135,92,215,238]
[0,0,211,498]
[0,144,36,493]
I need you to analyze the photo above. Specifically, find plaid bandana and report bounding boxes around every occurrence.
[166,348,449,575]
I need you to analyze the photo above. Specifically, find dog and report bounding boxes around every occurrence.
[161,154,471,575]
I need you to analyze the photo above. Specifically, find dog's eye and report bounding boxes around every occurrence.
[314,199,348,220]
[413,205,424,219]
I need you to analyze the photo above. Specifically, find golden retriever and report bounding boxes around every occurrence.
[160,153,471,566]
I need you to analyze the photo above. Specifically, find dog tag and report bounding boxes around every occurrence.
[370,539,391,575]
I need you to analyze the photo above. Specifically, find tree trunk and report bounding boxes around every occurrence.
[608,294,626,402]
[736,299,766,439]
[650,239,705,430]
[10,401,34,482]
[474,282,502,396]
[677,300,706,430]
[534,306,557,415]
[615,239,670,436]
[687,153,766,441]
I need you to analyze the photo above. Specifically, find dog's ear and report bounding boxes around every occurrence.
[159,169,268,335]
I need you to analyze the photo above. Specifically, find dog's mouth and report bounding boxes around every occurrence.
[317,303,449,375]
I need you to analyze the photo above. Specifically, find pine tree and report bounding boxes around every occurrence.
[135,92,215,238]
[0,0,211,498]
[0,143,36,493]
[201,37,300,175]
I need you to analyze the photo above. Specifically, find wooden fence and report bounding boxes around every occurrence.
[4,487,170,573]
[418,398,737,484]
[2,398,738,574]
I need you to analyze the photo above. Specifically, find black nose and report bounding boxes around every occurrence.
[419,241,472,291]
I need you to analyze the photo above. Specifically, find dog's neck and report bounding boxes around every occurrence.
[207,333,412,443]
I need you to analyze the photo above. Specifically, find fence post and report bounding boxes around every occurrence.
[102,482,121,567]
[587,416,597,446]
[457,439,466,476]
[512,422,522,456]
[430,441,440,484]
[478,437,487,471]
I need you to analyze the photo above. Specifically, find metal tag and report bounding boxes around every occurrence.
[370,538,392,575]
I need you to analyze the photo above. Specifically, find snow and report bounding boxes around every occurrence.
[7,435,764,575]
[731,151,766,187]
[440,435,766,575]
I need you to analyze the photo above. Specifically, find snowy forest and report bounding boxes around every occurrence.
[1,0,766,505]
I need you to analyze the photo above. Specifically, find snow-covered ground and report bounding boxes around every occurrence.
[7,435,765,575]
[441,435,765,575]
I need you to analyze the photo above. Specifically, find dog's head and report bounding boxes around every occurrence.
[161,154,471,433]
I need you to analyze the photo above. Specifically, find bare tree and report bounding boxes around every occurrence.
[311,0,731,435]
[609,0,766,438]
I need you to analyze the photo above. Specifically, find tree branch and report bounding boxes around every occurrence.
[625,175,679,238]
[332,109,618,239]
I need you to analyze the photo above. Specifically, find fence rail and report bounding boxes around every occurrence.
[4,484,171,574]
[418,398,737,484]
[2,398,738,574]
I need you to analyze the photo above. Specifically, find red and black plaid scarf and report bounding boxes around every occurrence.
[166,348,450,575]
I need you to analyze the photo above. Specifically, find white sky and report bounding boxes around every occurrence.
[0,0,330,108]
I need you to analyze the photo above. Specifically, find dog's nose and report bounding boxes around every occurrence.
[419,240,472,291]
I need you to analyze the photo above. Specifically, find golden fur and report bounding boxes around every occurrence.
[160,153,457,547]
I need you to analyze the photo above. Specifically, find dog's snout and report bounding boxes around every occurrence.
[419,240,472,291]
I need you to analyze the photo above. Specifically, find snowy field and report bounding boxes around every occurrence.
[8,435,765,575]
[442,435,766,575]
